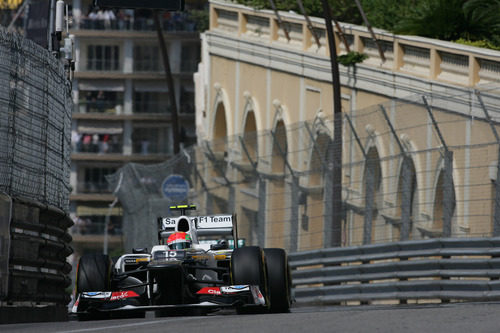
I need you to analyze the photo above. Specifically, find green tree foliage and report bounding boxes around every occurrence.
[190,9,209,32]
[462,0,500,45]
[337,51,369,66]
[235,0,361,24]
[392,0,500,46]
[455,38,500,51]
[361,0,417,31]
[233,0,500,49]
[393,0,468,40]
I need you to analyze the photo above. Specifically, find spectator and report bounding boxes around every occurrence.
[88,10,97,20]
[74,216,89,234]
[116,10,127,30]
[110,135,120,153]
[82,134,92,152]
[101,134,110,153]
[96,90,105,112]
[92,134,99,152]
[107,219,117,235]
[141,140,150,154]
[88,9,98,29]
[87,93,97,112]
[71,130,82,152]
[103,9,116,29]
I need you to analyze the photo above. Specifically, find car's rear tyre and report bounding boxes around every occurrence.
[231,246,269,313]
[76,254,113,293]
[264,248,291,313]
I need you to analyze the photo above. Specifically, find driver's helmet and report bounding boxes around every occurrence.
[167,232,192,250]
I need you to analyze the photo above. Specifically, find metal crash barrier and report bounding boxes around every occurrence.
[289,238,500,305]
[0,194,73,324]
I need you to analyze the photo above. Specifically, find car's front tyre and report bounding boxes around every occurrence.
[264,248,291,313]
[76,254,112,293]
[75,254,113,321]
[231,246,269,313]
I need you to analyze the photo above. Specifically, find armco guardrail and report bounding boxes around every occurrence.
[290,238,500,305]
[0,194,73,324]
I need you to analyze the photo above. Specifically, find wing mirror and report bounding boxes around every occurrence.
[210,241,229,250]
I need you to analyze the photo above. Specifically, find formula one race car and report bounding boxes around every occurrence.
[72,205,291,320]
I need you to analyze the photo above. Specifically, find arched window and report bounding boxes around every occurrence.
[363,147,382,244]
[271,120,287,174]
[432,169,456,236]
[396,156,417,240]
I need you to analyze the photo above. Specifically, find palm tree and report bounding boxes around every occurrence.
[394,0,467,40]
[394,0,500,46]
[463,0,500,44]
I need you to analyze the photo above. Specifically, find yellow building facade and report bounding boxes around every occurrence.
[194,1,500,251]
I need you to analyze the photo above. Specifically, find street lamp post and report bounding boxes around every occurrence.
[321,0,343,247]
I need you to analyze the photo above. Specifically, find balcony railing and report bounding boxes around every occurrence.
[209,0,500,86]
[76,182,112,193]
[85,59,121,72]
[75,101,194,115]
[73,136,123,154]
[180,59,199,72]
[71,219,123,236]
[133,60,161,72]
[76,101,124,114]
[134,102,172,114]
[132,141,169,154]
[73,13,198,32]
[180,104,195,114]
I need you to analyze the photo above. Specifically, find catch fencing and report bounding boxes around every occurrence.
[0,26,72,211]
[289,237,500,305]
[0,27,73,323]
[109,85,500,253]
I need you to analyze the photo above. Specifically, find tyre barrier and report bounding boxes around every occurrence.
[289,237,500,306]
[0,194,73,324]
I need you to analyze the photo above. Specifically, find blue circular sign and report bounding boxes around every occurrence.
[161,175,189,201]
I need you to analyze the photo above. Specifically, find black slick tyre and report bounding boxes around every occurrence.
[76,254,113,293]
[264,248,291,313]
[231,246,268,313]
[76,254,113,321]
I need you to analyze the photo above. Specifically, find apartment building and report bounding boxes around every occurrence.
[68,0,203,255]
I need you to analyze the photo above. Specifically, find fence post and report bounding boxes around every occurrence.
[0,194,12,300]
[238,136,259,173]
[363,170,375,244]
[443,151,454,237]
[271,129,299,250]
[304,122,335,247]
[228,186,235,218]
[476,91,500,236]
[380,105,414,239]
[345,114,374,245]
[423,96,453,237]
[204,141,231,185]
[493,147,500,236]
[257,178,267,247]
[290,176,299,252]
[323,169,334,247]
[400,156,413,240]
[304,122,329,171]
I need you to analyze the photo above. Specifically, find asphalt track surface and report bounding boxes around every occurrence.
[2,302,500,333]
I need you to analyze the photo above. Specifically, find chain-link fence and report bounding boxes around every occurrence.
[109,85,500,253]
[0,26,72,211]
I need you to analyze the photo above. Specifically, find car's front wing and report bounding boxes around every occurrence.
[72,284,266,315]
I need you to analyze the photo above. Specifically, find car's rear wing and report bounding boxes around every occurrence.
[157,205,239,247]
